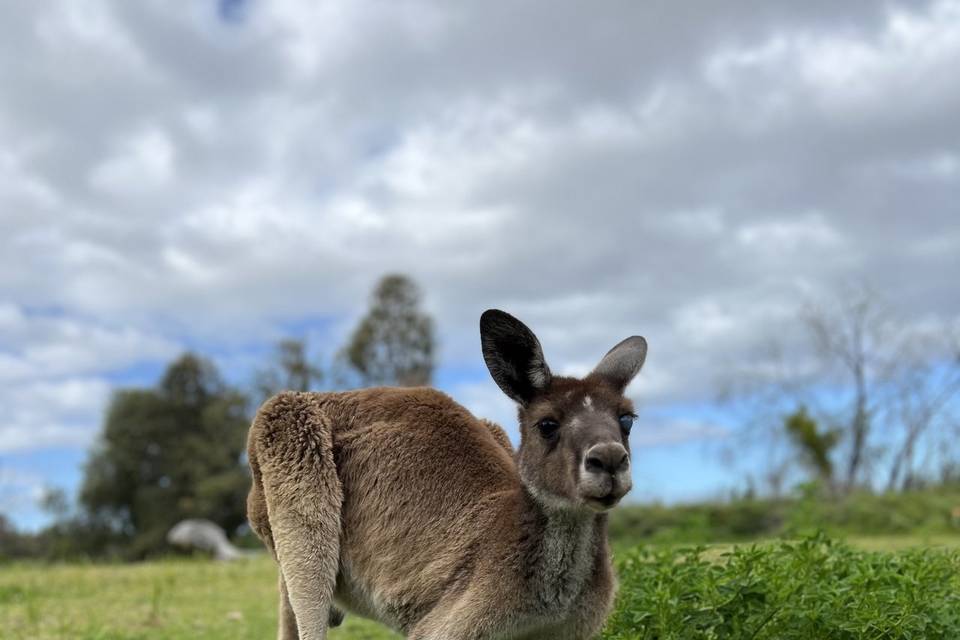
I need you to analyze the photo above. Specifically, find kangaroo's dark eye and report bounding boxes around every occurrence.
[537,418,560,439]
[618,413,635,434]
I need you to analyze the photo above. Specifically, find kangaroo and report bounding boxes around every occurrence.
[246,309,647,639]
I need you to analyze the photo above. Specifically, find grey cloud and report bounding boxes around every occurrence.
[0,0,958,454]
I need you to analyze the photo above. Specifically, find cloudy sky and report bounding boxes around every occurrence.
[2,0,958,529]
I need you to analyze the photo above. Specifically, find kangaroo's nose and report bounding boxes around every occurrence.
[583,443,629,475]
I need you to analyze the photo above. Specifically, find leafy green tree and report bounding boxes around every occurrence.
[255,338,324,401]
[0,513,41,559]
[80,354,250,557]
[341,274,435,387]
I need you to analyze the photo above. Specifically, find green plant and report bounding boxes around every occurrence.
[603,533,960,639]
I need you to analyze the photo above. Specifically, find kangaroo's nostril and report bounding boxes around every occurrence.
[617,453,629,470]
[585,455,606,474]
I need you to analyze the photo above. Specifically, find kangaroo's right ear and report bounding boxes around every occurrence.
[480,309,552,405]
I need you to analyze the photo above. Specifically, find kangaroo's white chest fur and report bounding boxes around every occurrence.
[530,512,597,614]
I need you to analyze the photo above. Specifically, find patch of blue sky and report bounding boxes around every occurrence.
[433,363,489,390]
[0,448,87,532]
[630,439,736,505]
[101,360,169,387]
[271,313,341,339]
[642,400,736,425]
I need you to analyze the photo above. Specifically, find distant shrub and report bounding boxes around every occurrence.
[603,533,960,640]
[608,488,960,548]
[787,489,959,536]
[607,499,785,548]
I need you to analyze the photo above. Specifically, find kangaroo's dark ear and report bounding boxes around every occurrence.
[590,336,647,392]
[480,309,552,405]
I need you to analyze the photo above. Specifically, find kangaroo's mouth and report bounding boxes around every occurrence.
[584,492,621,511]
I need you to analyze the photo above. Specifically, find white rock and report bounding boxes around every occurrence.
[166,519,244,561]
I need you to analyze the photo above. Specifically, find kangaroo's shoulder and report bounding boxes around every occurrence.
[340,387,514,461]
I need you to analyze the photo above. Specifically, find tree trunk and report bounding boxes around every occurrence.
[844,362,869,492]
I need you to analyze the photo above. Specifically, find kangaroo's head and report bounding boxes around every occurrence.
[480,309,646,513]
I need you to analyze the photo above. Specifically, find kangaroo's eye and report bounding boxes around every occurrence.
[618,414,635,434]
[537,419,560,439]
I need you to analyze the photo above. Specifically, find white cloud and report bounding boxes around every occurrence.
[736,214,843,254]
[89,126,177,195]
[259,0,451,77]
[0,378,112,452]
[0,303,179,454]
[879,152,960,182]
[2,0,954,342]
[0,149,61,213]
[0,303,178,384]
[0,0,956,481]
[34,2,146,71]
[703,1,960,123]
[0,467,47,514]
[800,1,960,113]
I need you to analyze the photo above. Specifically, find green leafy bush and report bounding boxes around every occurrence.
[608,499,785,547]
[608,489,960,548]
[787,489,960,536]
[603,533,960,640]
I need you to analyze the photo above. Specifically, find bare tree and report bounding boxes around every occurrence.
[718,336,826,496]
[802,287,899,490]
[721,285,960,495]
[885,337,960,491]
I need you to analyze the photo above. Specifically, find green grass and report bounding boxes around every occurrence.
[2,535,958,639]
[0,555,398,640]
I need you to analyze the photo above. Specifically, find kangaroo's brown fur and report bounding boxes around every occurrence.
[247,310,647,639]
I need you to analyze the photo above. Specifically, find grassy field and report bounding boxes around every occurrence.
[2,535,959,640]
[0,554,399,640]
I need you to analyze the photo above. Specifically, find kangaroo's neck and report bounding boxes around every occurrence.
[517,488,607,611]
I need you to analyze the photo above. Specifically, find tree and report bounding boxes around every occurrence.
[340,274,435,387]
[802,290,892,491]
[255,338,324,401]
[40,487,70,521]
[0,513,41,559]
[722,285,960,495]
[80,354,250,557]
[803,289,960,492]
[884,341,960,491]
[784,407,839,490]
